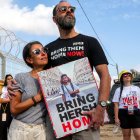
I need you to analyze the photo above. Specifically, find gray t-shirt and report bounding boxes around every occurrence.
[14,72,47,124]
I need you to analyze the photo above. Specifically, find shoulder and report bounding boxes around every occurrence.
[131,85,140,90]
[79,34,98,42]
[45,38,59,48]
[2,86,6,91]
[115,87,121,92]
[15,72,29,80]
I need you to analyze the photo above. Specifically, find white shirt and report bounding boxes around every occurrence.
[112,85,140,109]
[1,86,9,99]
[60,83,79,101]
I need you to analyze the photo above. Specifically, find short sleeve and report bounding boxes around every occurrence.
[73,84,79,90]
[137,86,140,101]
[14,73,25,94]
[86,36,108,67]
[59,85,64,95]
[112,87,120,103]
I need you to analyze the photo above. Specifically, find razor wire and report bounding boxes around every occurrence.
[0,26,30,79]
[0,26,27,59]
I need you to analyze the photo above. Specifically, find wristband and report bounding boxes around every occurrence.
[32,96,37,106]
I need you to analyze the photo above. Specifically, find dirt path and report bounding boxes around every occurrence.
[100,124,135,140]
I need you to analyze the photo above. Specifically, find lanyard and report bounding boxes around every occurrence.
[1,103,8,113]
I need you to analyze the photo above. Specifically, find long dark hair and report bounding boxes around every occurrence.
[119,73,133,101]
[3,74,13,86]
[119,78,124,101]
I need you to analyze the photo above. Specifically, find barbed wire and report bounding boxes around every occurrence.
[0,26,30,79]
[0,26,27,60]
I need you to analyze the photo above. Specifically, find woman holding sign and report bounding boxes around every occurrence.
[112,70,140,140]
[8,41,48,140]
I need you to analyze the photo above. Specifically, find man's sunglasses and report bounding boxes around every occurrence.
[122,73,132,78]
[57,6,76,13]
[32,48,48,55]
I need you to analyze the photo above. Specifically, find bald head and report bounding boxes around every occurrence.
[53,0,71,16]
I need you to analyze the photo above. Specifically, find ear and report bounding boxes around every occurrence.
[26,57,33,65]
[53,16,57,24]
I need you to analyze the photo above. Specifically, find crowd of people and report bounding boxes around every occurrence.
[0,0,139,140]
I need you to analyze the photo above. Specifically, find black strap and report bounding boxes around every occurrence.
[61,82,75,94]
[61,83,78,98]
[119,85,123,101]
[61,85,65,94]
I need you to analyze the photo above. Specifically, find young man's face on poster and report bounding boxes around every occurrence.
[62,76,69,84]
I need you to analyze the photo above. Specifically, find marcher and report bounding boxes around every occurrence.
[45,0,111,140]
[8,41,48,140]
[60,74,80,102]
[112,70,140,140]
[0,74,13,140]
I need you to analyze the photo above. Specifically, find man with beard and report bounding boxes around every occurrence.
[45,0,111,140]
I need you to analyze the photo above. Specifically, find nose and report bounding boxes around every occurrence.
[41,51,46,55]
[39,50,46,57]
[67,8,71,12]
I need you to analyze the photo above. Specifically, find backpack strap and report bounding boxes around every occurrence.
[61,85,65,95]
[70,82,74,91]
[119,86,123,101]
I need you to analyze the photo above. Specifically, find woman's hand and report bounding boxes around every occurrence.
[69,89,79,95]
[34,90,43,103]
[115,118,120,125]
[82,105,105,129]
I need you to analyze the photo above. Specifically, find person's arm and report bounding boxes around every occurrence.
[83,64,111,128]
[10,90,43,116]
[69,84,80,95]
[0,98,10,103]
[96,64,111,102]
[137,87,140,106]
[62,94,66,102]
[114,102,120,125]
[69,89,80,95]
[94,64,111,126]
[7,79,19,97]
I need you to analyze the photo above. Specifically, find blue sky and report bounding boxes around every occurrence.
[0,0,140,78]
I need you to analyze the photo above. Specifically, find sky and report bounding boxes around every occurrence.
[0,0,140,79]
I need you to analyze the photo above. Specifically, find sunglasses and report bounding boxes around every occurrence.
[32,48,48,55]
[57,6,76,13]
[122,73,132,78]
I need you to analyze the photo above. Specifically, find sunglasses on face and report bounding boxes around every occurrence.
[122,73,132,78]
[32,48,48,55]
[57,6,76,13]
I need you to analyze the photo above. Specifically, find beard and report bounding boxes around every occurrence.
[56,14,76,30]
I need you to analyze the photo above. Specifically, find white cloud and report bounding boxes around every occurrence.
[122,13,140,20]
[0,0,58,36]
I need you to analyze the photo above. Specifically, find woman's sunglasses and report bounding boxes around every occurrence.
[32,48,48,55]
[57,6,76,13]
[122,73,132,78]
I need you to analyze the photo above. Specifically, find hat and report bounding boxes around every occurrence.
[119,70,132,79]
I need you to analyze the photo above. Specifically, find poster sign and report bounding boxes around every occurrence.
[38,57,99,138]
